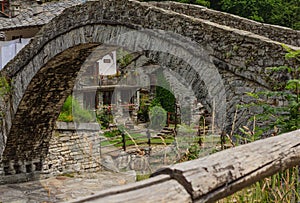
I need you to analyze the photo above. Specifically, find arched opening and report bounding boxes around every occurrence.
[66,43,225,174]
[1,23,227,181]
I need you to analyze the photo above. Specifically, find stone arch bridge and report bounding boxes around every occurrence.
[0,0,299,181]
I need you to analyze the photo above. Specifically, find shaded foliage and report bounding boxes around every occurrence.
[218,0,300,30]
[143,0,300,30]
[96,106,113,129]
[154,70,176,114]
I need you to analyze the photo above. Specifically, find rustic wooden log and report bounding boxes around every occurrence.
[70,130,300,203]
[68,175,192,203]
[153,129,300,202]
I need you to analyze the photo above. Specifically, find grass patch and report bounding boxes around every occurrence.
[218,166,299,203]
[101,131,175,148]
[103,130,122,138]
[136,174,151,181]
[61,173,75,178]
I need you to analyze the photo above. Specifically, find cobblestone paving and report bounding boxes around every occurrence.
[0,171,136,203]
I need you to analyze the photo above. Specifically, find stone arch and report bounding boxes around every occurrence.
[104,29,226,125]
[1,22,225,170]
[0,0,291,178]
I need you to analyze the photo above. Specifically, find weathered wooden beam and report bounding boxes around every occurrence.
[153,129,300,202]
[68,175,192,203]
[70,130,300,203]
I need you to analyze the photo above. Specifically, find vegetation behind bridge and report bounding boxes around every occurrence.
[142,0,300,30]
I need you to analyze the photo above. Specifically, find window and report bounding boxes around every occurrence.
[12,35,22,40]
[103,59,111,63]
[83,92,96,109]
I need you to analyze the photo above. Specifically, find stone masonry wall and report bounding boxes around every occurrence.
[42,122,102,176]
[0,122,102,184]
[4,0,297,94]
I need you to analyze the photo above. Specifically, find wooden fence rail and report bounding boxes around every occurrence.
[69,130,300,203]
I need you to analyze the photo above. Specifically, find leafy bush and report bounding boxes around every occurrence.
[73,104,94,123]
[0,76,11,98]
[137,94,150,122]
[96,106,113,129]
[187,144,200,160]
[149,105,167,130]
[57,112,73,122]
[0,76,11,119]
[58,96,94,123]
[117,49,133,68]
[155,70,176,114]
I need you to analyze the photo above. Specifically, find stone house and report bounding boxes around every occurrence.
[74,50,141,123]
[0,0,82,67]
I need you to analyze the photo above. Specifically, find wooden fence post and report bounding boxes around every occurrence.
[122,132,126,151]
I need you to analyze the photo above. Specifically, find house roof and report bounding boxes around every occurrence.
[0,0,83,31]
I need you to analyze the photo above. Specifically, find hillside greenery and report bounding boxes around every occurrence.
[142,0,300,30]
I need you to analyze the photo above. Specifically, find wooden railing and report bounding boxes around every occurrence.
[69,130,300,203]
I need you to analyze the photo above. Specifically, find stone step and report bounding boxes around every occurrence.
[160,129,174,134]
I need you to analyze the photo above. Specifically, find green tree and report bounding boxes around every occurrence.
[145,0,300,30]
[215,0,300,30]
[176,0,210,6]
[141,0,210,6]
[153,70,176,114]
